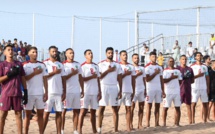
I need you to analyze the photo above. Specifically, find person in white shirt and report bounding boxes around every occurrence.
[144,47,150,66]
[140,43,147,66]
[17,51,24,62]
[97,47,122,133]
[78,49,101,134]
[61,48,84,134]
[23,47,48,134]
[145,51,165,127]
[113,49,120,63]
[130,53,146,129]
[173,40,181,63]
[190,52,210,124]
[43,46,67,134]
[162,57,182,127]
[186,42,194,63]
[118,50,135,132]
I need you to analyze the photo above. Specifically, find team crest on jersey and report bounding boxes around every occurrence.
[75,65,78,69]
[0,103,3,107]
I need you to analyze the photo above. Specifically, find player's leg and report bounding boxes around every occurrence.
[37,109,44,134]
[186,104,192,124]
[154,91,162,127]
[15,110,23,134]
[191,89,199,124]
[125,106,131,131]
[175,107,181,126]
[61,109,67,133]
[162,108,168,127]
[98,106,105,130]
[55,112,62,134]
[43,112,50,132]
[145,103,152,127]
[208,102,213,121]
[90,109,97,133]
[213,102,215,121]
[130,96,136,130]
[191,103,196,124]
[24,110,32,134]
[201,90,209,123]
[162,96,170,127]
[0,111,8,134]
[73,109,80,132]
[138,101,144,129]
[71,93,81,133]
[111,106,119,132]
[77,108,87,134]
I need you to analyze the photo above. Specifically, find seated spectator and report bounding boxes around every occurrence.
[20,41,26,57]
[157,52,164,67]
[17,51,24,62]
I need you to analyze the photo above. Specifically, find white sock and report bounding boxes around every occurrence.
[61,130,64,134]
[74,130,79,134]
[98,128,102,133]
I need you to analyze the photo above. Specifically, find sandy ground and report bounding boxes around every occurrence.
[3,101,215,134]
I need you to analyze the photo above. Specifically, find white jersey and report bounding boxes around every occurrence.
[186,47,194,57]
[63,61,82,94]
[43,59,66,95]
[120,63,135,93]
[98,60,122,85]
[81,62,100,95]
[23,61,48,95]
[163,68,182,95]
[134,65,146,93]
[145,63,163,91]
[190,63,208,90]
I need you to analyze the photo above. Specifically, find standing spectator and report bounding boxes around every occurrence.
[140,43,147,66]
[1,39,5,47]
[144,47,150,65]
[17,51,24,62]
[173,40,181,63]
[210,34,215,59]
[0,46,5,61]
[13,43,21,59]
[7,40,12,46]
[113,49,120,62]
[13,38,18,46]
[157,52,164,67]
[20,42,26,59]
[187,42,194,63]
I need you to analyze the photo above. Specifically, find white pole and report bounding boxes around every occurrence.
[100,18,102,61]
[71,16,75,48]
[151,22,154,50]
[196,7,200,48]
[135,11,139,54]
[128,20,130,62]
[32,13,35,46]
[176,25,179,36]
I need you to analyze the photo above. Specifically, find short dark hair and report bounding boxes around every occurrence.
[4,44,13,50]
[180,55,187,59]
[49,45,57,51]
[65,48,73,53]
[188,41,192,44]
[119,50,127,55]
[84,49,91,55]
[195,52,202,57]
[203,55,210,62]
[168,57,174,61]
[106,47,114,53]
[14,38,17,41]
[150,51,156,56]
[132,53,138,57]
[28,46,38,52]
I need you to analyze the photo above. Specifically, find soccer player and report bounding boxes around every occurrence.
[78,49,101,134]
[118,50,135,132]
[0,45,27,134]
[145,51,165,127]
[190,52,210,123]
[208,60,215,121]
[130,53,146,129]
[97,47,122,133]
[61,48,84,134]
[43,46,66,134]
[162,57,182,127]
[177,55,194,124]
[23,47,48,134]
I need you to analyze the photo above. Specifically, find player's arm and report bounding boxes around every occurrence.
[97,77,102,101]
[82,74,97,81]
[0,75,9,83]
[194,73,204,79]
[21,76,27,89]
[61,76,66,101]
[64,69,78,80]
[206,75,210,94]
[79,74,84,94]
[25,69,43,81]
[143,77,147,95]
[46,69,61,78]
[117,74,122,98]
[163,76,175,83]
[145,70,159,82]
[132,76,135,94]
[43,76,48,95]
[122,71,131,79]
[100,67,112,79]
[160,76,165,97]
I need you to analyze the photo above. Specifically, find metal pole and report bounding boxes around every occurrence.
[135,11,139,54]
[128,20,130,62]
[32,13,35,46]
[71,16,75,48]
[151,22,154,50]
[196,7,200,48]
[100,18,102,61]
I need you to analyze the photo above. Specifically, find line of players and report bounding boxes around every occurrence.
[0,45,214,134]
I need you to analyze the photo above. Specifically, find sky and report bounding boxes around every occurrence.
[1,0,215,62]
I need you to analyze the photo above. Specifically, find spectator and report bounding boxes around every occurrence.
[0,46,4,61]
[144,46,150,65]
[153,49,157,55]
[20,41,26,58]
[24,42,28,55]
[7,40,12,46]
[173,40,181,62]
[140,43,147,66]
[1,39,5,46]
[157,52,164,67]
[113,49,120,62]
[210,34,215,59]
[17,51,24,62]
[186,41,194,63]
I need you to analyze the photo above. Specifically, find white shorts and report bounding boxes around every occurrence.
[146,89,162,103]
[80,95,98,110]
[24,95,45,110]
[45,95,63,112]
[99,84,119,106]
[192,89,208,103]
[132,91,145,103]
[63,93,81,109]
[118,93,132,106]
[163,94,181,108]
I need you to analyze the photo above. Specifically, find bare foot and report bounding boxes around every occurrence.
[137,125,144,129]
